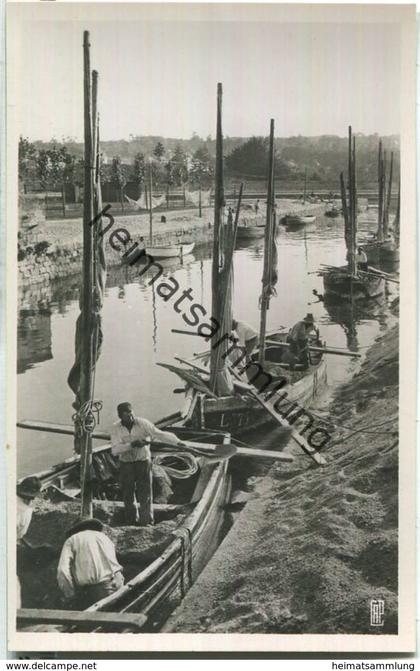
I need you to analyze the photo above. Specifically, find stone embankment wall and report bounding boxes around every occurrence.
[18,201,325,286]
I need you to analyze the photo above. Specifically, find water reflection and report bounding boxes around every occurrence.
[17,216,399,476]
[18,306,53,374]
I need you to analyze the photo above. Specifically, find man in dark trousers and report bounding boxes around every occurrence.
[110,402,186,526]
[287,313,317,371]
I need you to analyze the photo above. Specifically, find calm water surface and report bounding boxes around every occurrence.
[17,214,398,476]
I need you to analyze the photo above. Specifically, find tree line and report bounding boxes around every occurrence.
[19,133,400,202]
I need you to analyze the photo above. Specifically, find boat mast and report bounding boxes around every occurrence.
[79,30,95,518]
[384,151,394,237]
[149,160,153,244]
[210,83,225,392]
[208,83,237,396]
[377,140,384,242]
[346,125,357,276]
[394,180,400,244]
[258,119,275,367]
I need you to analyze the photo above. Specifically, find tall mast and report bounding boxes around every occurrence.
[377,140,384,242]
[384,151,394,237]
[259,119,275,367]
[149,160,153,244]
[346,126,357,276]
[79,30,95,518]
[209,83,225,391]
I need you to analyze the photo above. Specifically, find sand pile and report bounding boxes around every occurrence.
[166,325,399,634]
[20,500,183,608]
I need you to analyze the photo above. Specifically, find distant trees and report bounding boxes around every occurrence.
[189,145,213,186]
[171,145,189,186]
[111,156,127,211]
[18,137,37,189]
[132,152,146,197]
[226,137,270,176]
[153,141,165,161]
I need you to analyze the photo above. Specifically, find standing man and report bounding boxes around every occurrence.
[16,476,41,607]
[287,313,317,371]
[110,402,186,526]
[57,518,124,609]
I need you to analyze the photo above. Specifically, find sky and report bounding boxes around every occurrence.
[11,5,402,141]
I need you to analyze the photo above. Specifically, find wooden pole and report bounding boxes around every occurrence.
[259,119,275,367]
[79,30,94,519]
[377,141,385,242]
[91,70,99,282]
[62,183,66,218]
[149,161,153,244]
[351,135,357,274]
[384,151,393,237]
[394,180,400,243]
[198,180,202,218]
[347,126,356,276]
[210,83,225,392]
[303,167,307,202]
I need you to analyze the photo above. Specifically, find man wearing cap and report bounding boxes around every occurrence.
[110,402,186,526]
[57,518,124,609]
[287,314,316,371]
[16,477,41,607]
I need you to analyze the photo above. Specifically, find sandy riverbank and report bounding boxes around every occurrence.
[165,317,399,635]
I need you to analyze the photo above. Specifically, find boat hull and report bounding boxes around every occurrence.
[323,268,385,300]
[147,242,195,258]
[363,240,399,264]
[236,226,265,239]
[16,426,231,633]
[281,214,315,228]
[184,357,327,435]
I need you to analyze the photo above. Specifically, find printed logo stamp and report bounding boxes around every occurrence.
[370,599,385,626]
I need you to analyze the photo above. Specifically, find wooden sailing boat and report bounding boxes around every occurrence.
[16,35,233,634]
[321,126,386,301]
[146,161,195,259]
[161,111,327,465]
[363,141,399,265]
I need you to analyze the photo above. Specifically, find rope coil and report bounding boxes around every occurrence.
[72,400,103,435]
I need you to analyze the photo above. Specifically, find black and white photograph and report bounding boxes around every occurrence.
[6,2,416,653]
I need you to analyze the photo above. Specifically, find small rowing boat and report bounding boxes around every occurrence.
[146,242,195,259]
[281,213,316,228]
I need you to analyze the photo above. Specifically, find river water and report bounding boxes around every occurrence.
[17,214,398,476]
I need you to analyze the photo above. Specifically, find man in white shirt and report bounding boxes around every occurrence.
[231,318,259,362]
[16,477,42,607]
[57,518,124,609]
[110,402,186,526]
[356,246,368,272]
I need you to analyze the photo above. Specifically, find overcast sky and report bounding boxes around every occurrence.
[13,6,402,141]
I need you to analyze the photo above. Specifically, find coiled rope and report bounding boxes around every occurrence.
[153,452,199,480]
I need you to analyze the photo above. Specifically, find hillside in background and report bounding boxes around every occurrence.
[19,134,400,193]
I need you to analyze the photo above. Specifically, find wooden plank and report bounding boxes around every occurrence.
[17,419,110,441]
[227,366,327,466]
[182,440,294,463]
[17,608,147,631]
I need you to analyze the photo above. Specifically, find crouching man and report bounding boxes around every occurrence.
[57,518,124,609]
